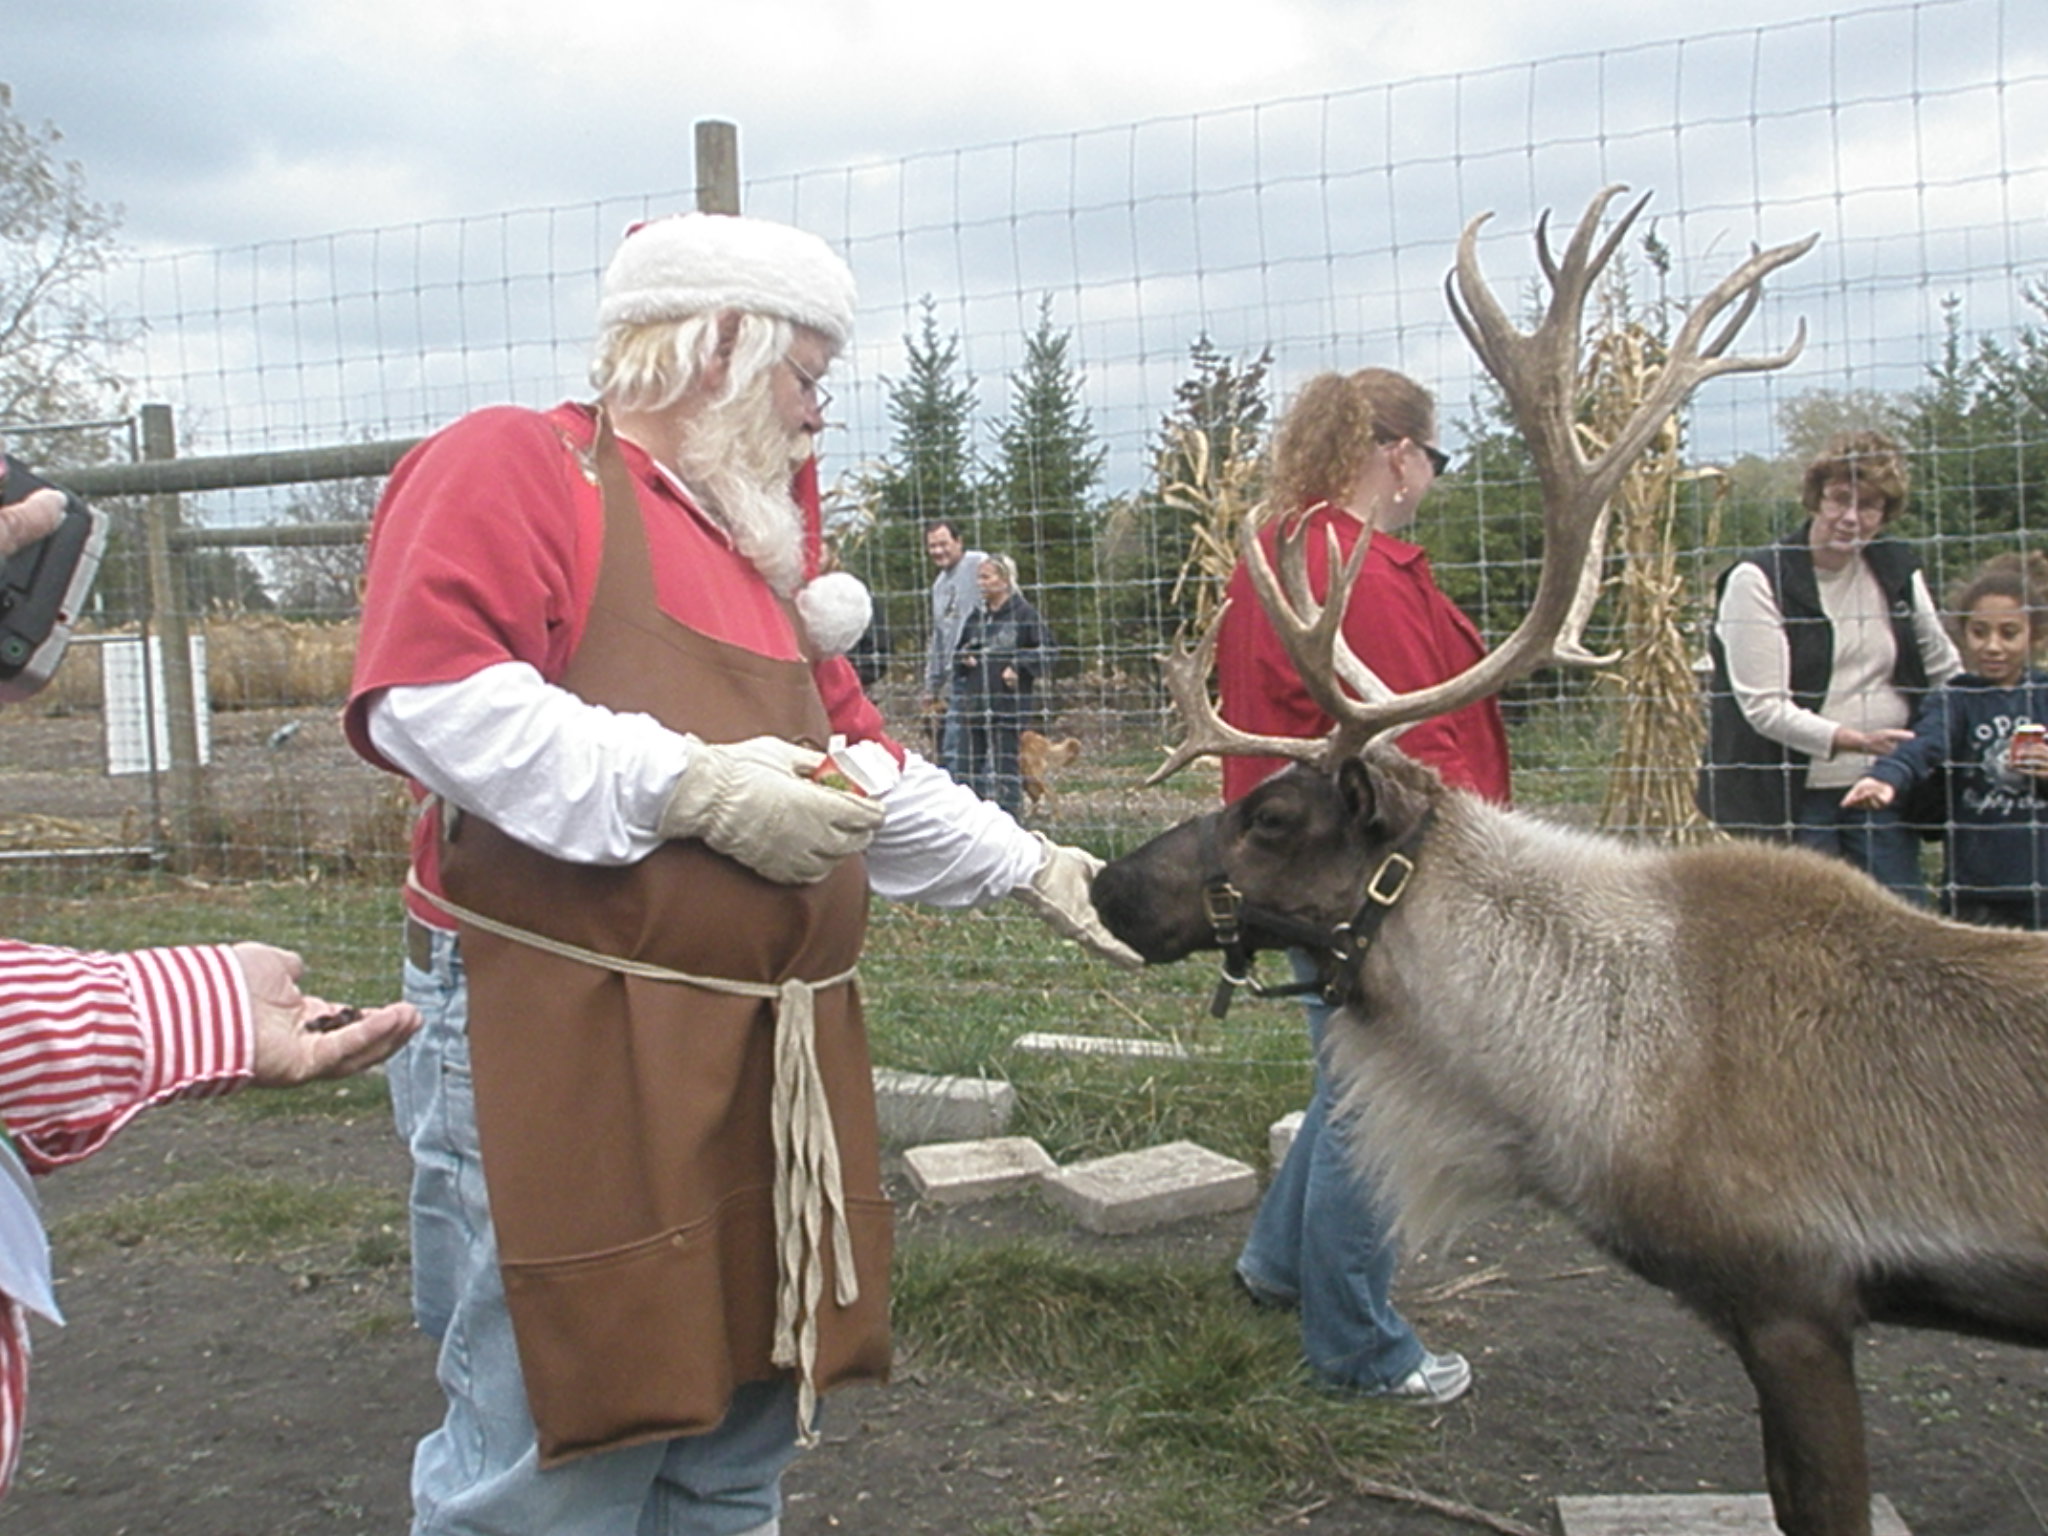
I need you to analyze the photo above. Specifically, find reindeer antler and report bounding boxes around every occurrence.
[1149,185,1816,782]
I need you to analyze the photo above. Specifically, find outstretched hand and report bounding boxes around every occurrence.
[234,942,422,1087]
[1841,776,1895,810]
[1010,835,1144,969]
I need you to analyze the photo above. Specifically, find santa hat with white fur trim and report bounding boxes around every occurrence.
[598,213,857,352]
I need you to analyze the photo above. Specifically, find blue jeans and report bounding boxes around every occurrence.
[1793,788,1929,906]
[935,692,967,775]
[391,925,799,1536]
[956,699,1024,817]
[1234,953,1426,1393]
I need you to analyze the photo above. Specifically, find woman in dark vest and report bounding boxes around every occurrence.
[1697,430,1960,903]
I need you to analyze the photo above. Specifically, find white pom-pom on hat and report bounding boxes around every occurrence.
[598,213,857,351]
[795,570,874,657]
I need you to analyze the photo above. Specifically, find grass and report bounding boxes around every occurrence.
[0,873,411,1007]
[892,1238,1416,1535]
[858,897,1313,1168]
[50,1170,406,1269]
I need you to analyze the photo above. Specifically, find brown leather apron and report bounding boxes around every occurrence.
[431,414,890,1468]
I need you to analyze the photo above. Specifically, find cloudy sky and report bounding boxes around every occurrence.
[5,0,2043,480]
[6,0,1935,255]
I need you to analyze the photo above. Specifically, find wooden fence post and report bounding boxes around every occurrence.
[138,402,212,867]
[695,121,740,214]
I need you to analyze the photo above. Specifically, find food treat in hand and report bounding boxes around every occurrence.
[807,735,900,798]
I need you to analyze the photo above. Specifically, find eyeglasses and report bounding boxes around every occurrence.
[784,354,834,412]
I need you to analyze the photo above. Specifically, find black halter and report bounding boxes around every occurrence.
[1195,808,1435,1019]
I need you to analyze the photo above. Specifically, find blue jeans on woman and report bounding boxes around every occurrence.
[1793,788,1929,906]
[1234,954,1427,1393]
[956,696,1024,817]
[390,924,799,1536]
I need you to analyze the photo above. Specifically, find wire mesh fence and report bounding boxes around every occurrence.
[1,0,2043,1074]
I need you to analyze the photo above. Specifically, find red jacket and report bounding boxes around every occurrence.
[1215,504,1512,805]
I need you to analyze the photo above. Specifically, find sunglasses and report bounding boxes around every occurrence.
[1383,436,1451,477]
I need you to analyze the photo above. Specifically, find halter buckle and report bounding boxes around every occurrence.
[1365,850,1416,907]
[1202,879,1245,944]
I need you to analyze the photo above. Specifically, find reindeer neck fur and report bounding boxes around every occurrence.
[1322,755,2048,1280]
[1323,776,1680,1250]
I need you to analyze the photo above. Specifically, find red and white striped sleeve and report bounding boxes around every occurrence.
[0,940,256,1172]
[0,1299,26,1496]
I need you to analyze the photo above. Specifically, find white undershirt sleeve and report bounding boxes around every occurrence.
[865,754,1044,906]
[367,668,1044,900]
[364,662,689,865]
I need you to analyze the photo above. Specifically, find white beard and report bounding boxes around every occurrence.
[676,393,809,597]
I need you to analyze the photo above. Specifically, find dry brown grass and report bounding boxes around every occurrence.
[1159,424,1265,645]
[1580,288,1720,844]
[40,616,360,714]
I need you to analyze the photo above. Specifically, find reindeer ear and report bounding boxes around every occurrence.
[1335,756,1380,825]
[1340,750,1434,843]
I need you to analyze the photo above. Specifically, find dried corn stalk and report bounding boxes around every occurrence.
[1581,299,1720,842]
[1160,423,1264,644]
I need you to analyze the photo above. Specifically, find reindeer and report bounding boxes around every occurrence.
[1090,187,2048,1536]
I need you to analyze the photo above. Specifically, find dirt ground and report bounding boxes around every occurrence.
[6,1097,2048,1536]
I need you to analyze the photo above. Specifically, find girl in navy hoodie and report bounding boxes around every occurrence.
[1844,551,2048,927]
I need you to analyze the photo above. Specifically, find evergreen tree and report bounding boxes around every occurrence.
[1896,289,2048,591]
[875,296,980,529]
[988,294,1106,659]
[847,297,982,684]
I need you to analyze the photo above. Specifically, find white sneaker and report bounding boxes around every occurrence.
[1371,1350,1472,1405]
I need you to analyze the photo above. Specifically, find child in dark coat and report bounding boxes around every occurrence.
[1844,551,2048,927]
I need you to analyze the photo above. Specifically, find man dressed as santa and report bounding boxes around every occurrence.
[347,211,1133,1536]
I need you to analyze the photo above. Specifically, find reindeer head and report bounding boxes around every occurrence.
[1144,185,1816,786]
[1097,188,1813,980]
[1093,742,1443,967]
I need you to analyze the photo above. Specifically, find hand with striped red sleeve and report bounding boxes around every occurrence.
[234,943,421,1087]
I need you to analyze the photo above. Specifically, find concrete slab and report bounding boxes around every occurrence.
[902,1137,1056,1204]
[1012,1031,1192,1060]
[1268,1109,1304,1171]
[1555,1493,1910,1535]
[873,1068,1015,1144]
[1043,1140,1259,1235]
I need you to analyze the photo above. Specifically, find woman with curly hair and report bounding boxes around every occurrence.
[1216,367,1508,1406]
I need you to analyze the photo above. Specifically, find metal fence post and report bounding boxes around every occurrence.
[138,402,212,866]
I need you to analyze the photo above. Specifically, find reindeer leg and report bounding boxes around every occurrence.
[1728,1304,1871,1536]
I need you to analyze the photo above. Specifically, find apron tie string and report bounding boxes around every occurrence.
[408,873,856,1444]
[768,974,859,1441]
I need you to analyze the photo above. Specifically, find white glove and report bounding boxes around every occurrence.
[658,734,885,885]
[1009,833,1144,968]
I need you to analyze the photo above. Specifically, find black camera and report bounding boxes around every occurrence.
[0,454,108,701]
